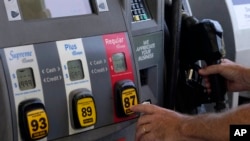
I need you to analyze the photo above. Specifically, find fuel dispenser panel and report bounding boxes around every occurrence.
[0,32,138,140]
[56,38,94,135]
[2,45,47,141]
[124,0,165,107]
[132,31,164,105]
[0,0,165,140]
[102,33,139,122]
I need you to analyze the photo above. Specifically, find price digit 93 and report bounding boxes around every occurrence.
[30,117,47,131]
[27,109,48,139]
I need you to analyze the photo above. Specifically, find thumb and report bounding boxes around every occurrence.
[199,64,221,76]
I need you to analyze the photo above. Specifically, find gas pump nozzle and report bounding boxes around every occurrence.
[179,12,227,112]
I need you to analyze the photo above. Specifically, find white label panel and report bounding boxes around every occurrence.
[56,38,93,134]
[4,45,45,141]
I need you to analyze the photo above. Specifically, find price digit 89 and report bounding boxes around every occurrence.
[82,106,92,117]
[77,97,96,127]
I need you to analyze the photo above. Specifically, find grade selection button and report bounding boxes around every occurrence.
[72,89,97,129]
[18,99,49,141]
[115,79,138,117]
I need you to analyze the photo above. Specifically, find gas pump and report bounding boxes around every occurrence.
[0,0,165,140]
[0,0,230,140]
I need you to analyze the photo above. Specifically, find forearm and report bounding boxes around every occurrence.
[179,104,250,141]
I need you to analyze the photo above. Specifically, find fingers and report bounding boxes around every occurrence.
[134,111,154,141]
[203,77,212,92]
[130,104,156,115]
[199,59,232,76]
[139,133,155,141]
[136,114,151,127]
[198,65,221,76]
[221,58,233,64]
[135,123,151,141]
[132,104,168,141]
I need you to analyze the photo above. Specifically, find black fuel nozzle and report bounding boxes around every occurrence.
[179,12,227,112]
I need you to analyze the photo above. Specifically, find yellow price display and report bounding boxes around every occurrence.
[77,97,96,127]
[26,109,49,140]
[121,88,138,115]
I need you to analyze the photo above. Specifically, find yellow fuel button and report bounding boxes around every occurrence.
[72,89,97,129]
[18,99,49,141]
[115,79,138,117]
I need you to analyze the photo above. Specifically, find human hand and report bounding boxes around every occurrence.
[130,104,188,141]
[199,59,250,92]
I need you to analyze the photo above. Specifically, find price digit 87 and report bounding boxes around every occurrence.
[122,88,138,115]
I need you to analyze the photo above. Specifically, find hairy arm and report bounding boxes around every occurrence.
[132,59,250,141]
[131,103,250,141]
[180,104,250,141]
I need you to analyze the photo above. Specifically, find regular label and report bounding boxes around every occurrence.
[122,88,138,115]
[27,109,49,140]
[77,97,96,127]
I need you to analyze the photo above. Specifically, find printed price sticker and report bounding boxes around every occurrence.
[122,88,138,115]
[27,109,48,140]
[77,97,96,127]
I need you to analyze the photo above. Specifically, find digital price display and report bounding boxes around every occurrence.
[67,59,84,81]
[16,68,36,91]
[112,53,127,73]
